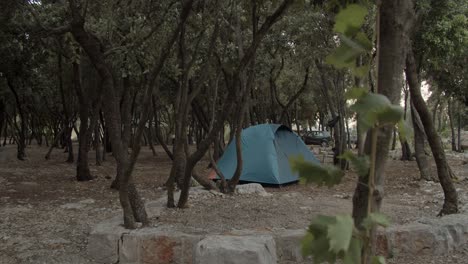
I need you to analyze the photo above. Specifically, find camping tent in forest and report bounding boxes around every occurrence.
[209,124,319,185]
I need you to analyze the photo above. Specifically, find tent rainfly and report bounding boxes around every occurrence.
[209,124,319,185]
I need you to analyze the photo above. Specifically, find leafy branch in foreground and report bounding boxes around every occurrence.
[290,3,410,264]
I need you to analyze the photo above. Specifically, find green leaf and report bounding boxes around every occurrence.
[345,87,368,100]
[362,213,391,229]
[340,34,367,53]
[339,151,370,176]
[327,215,354,253]
[349,93,404,130]
[334,4,368,36]
[301,232,315,257]
[290,156,345,187]
[351,64,370,78]
[325,42,361,69]
[376,104,404,125]
[350,93,390,131]
[371,255,386,264]
[355,32,373,51]
[302,215,338,262]
[343,237,362,264]
[397,119,413,142]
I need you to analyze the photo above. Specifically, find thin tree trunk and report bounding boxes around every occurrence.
[448,98,457,151]
[153,98,174,160]
[146,128,157,156]
[432,97,440,128]
[0,100,4,143]
[456,103,462,152]
[391,128,397,150]
[406,46,458,215]
[69,0,138,228]
[45,127,65,160]
[2,121,7,146]
[400,85,413,160]
[6,77,26,160]
[94,121,102,165]
[227,100,247,192]
[410,102,433,181]
[72,62,93,181]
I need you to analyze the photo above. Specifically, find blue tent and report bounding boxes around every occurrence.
[213,124,319,185]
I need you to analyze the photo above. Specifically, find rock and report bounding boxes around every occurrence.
[236,183,271,197]
[274,229,306,262]
[461,204,468,213]
[333,194,350,199]
[87,215,126,263]
[80,198,95,204]
[209,190,225,197]
[60,199,95,209]
[20,182,39,186]
[281,192,302,199]
[60,203,84,209]
[119,229,202,264]
[379,214,468,257]
[195,235,277,264]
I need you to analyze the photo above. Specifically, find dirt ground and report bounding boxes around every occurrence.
[0,144,467,264]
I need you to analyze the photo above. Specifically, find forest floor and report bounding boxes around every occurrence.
[0,144,467,264]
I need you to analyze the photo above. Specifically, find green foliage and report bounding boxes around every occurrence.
[290,156,344,187]
[339,151,370,176]
[371,256,386,264]
[301,215,361,264]
[347,89,405,133]
[414,0,468,104]
[326,4,372,76]
[333,4,368,36]
[293,3,412,262]
[328,215,354,253]
[362,213,390,229]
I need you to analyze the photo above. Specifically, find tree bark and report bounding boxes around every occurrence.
[400,86,412,160]
[69,0,142,228]
[448,98,457,151]
[406,46,458,215]
[0,99,5,146]
[72,62,93,181]
[391,128,397,150]
[411,102,434,181]
[352,0,412,227]
[456,103,462,152]
[6,77,27,160]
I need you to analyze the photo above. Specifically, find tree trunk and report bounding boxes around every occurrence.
[432,97,440,129]
[456,103,462,152]
[6,77,27,160]
[406,46,458,215]
[2,121,7,146]
[391,128,397,150]
[0,99,5,147]
[227,100,247,192]
[94,121,103,166]
[400,85,412,160]
[448,98,457,151]
[352,0,411,227]
[56,51,75,163]
[64,126,74,163]
[72,62,93,181]
[69,0,146,228]
[146,128,157,156]
[411,102,434,181]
